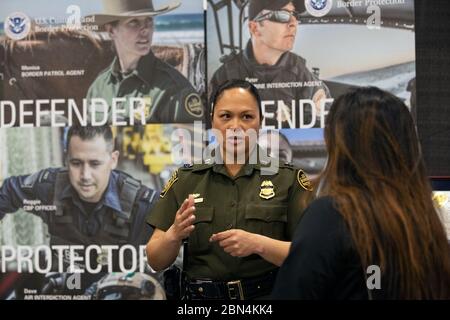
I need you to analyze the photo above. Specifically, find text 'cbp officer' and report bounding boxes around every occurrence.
[0,125,156,277]
[146,79,313,300]
[85,0,204,124]
[209,0,330,128]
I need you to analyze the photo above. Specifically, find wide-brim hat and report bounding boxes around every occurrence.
[84,0,180,30]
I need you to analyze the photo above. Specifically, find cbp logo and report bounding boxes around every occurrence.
[5,12,31,40]
[305,0,333,17]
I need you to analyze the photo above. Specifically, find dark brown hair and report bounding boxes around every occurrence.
[319,87,450,299]
[66,125,114,153]
[210,79,263,123]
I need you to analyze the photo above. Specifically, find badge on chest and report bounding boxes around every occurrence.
[259,180,275,200]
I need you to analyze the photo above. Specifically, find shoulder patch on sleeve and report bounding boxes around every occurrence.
[297,169,313,192]
[160,169,179,198]
[21,172,42,189]
[184,93,204,118]
[21,169,56,188]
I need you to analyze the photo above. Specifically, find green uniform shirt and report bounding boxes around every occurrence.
[86,51,204,123]
[146,160,312,281]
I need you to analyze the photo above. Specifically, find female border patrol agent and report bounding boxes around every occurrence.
[85,0,204,124]
[146,79,313,300]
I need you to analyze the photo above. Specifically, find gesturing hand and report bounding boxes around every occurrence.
[167,195,196,242]
[209,229,262,257]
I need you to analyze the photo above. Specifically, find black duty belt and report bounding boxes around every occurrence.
[186,271,277,300]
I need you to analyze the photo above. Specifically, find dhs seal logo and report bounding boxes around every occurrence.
[305,0,333,17]
[5,12,31,40]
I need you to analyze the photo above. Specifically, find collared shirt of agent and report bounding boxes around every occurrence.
[146,79,313,300]
[85,0,204,124]
[0,126,156,271]
[209,0,330,129]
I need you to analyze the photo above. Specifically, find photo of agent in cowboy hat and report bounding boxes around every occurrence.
[85,0,205,124]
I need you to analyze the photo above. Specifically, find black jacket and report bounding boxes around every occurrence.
[209,41,330,128]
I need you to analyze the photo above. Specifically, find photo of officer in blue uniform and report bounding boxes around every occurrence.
[0,125,157,297]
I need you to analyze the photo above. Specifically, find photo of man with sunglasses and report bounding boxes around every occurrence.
[209,0,330,129]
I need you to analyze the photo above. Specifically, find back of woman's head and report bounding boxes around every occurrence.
[321,87,450,299]
[325,86,420,183]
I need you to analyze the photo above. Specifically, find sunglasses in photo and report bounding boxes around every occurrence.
[253,10,301,23]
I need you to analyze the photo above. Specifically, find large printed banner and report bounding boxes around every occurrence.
[207,0,416,130]
[0,0,206,127]
[0,0,422,301]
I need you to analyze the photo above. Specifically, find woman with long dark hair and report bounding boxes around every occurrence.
[272,87,450,299]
